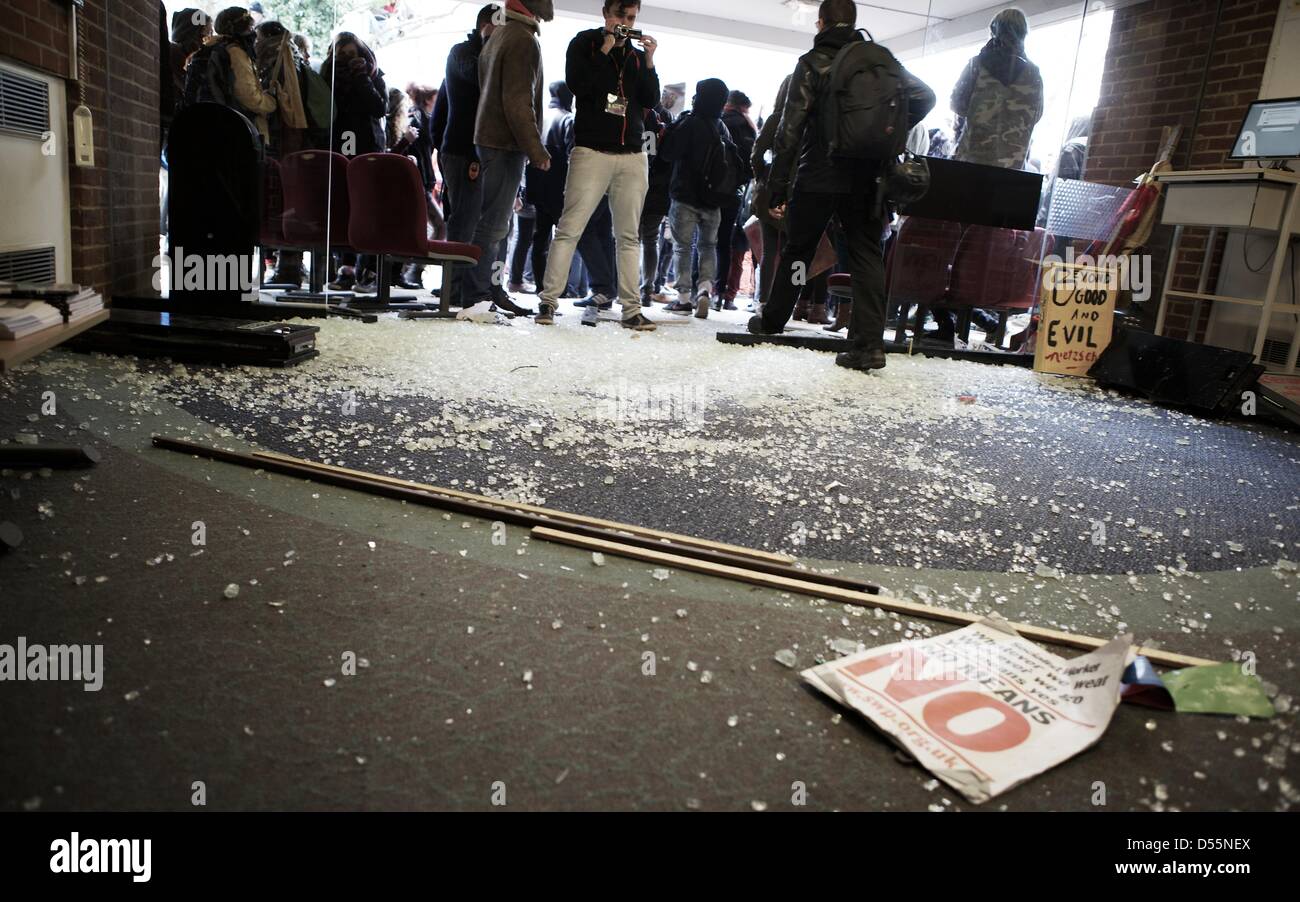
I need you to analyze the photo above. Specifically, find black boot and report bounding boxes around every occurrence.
[398,263,425,290]
[836,346,887,372]
[825,301,851,332]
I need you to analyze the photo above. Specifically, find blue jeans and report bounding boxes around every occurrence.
[464,146,526,304]
[669,200,721,299]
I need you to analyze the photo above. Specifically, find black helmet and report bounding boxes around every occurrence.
[884,153,930,205]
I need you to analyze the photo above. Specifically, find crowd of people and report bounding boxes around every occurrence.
[166,0,1068,372]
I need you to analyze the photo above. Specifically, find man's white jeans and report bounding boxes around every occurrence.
[540,147,649,319]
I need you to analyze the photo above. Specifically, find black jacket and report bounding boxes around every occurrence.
[410,106,437,190]
[566,28,659,154]
[645,105,673,200]
[443,31,484,158]
[661,88,751,209]
[430,78,450,155]
[721,107,757,177]
[770,26,935,204]
[525,97,574,218]
[328,65,387,156]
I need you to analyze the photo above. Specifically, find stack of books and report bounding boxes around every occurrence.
[0,282,104,340]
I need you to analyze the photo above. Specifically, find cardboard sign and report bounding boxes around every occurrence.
[804,620,1133,803]
[1034,263,1118,376]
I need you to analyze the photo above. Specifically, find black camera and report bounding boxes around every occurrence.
[613,24,644,40]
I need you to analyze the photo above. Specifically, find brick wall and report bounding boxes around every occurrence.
[1088,0,1278,340]
[0,0,163,298]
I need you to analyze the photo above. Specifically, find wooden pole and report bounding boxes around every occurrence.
[152,436,878,594]
[249,448,795,566]
[531,526,1220,670]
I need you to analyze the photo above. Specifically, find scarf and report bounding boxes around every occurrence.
[267,39,308,129]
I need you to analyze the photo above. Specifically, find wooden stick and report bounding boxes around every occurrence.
[250,448,795,566]
[531,526,1220,670]
[156,438,880,595]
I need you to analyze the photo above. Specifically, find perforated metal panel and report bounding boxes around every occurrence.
[0,246,57,284]
[0,67,51,139]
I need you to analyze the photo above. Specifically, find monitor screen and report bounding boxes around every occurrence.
[1230,97,1300,160]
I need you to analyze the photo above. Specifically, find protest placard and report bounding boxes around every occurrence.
[1034,262,1118,377]
[803,620,1133,803]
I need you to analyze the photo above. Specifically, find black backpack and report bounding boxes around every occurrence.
[699,118,745,208]
[822,30,909,160]
[182,42,237,110]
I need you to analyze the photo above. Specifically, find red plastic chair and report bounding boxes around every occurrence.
[884,217,963,343]
[260,157,285,249]
[946,225,1053,346]
[346,153,480,307]
[889,217,963,308]
[949,226,1053,310]
[280,150,352,294]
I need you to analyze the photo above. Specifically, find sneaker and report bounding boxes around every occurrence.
[835,347,887,372]
[353,271,379,294]
[493,296,535,317]
[574,294,613,310]
[581,305,601,327]
[535,303,556,325]
[665,299,693,315]
[621,313,657,331]
[264,268,305,287]
[694,292,711,319]
[327,266,356,292]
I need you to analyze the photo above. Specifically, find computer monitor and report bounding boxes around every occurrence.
[1229,97,1300,161]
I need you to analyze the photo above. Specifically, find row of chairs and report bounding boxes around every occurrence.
[261,150,480,307]
[829,218,1055,346]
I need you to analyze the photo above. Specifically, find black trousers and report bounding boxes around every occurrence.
[761,189,885,349]
[530,208,558,291]
[639,191,670,300]
[531,200,617,299]
[715,196,741,298]
[511,215,536,285]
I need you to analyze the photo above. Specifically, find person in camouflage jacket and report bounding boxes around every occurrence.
[950,8,1043,170]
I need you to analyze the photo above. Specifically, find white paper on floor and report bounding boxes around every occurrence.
[803,619,1134,803]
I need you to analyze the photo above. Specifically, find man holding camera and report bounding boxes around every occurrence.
[536,0,661,330]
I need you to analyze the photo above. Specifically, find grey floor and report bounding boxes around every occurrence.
[1,315,1296,811]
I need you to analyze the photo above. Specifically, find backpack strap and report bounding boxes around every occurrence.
[823,40,866,154]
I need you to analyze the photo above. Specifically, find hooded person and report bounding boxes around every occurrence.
[659,77,747,317]
[523,81,574,291]
[715,89,757,311]
[169,8,211,112]
[321,32,388,291]
[321,32,387,157]
[254,20,308,157]
[457,0,555,317]
[210,7,277,143]
[951,7,1044,169]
